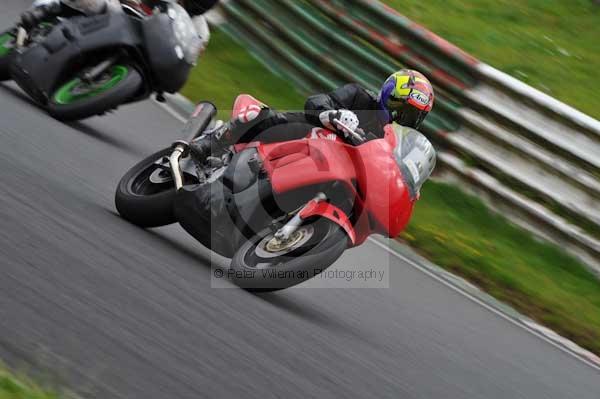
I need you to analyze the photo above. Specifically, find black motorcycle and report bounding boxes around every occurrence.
[0,1,200,121]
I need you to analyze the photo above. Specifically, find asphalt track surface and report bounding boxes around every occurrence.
[1,2,600,398]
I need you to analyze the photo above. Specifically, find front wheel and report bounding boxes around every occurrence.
[47,63,143,121]
[229,218,349,292]
[115,148,184,228]
[0,30,16,81]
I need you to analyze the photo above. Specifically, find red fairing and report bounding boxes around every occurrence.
[299,200,357,244]
[255,124,414,245]
[350,130,414,242]
[259,139,357,196]
[228,94,415,245]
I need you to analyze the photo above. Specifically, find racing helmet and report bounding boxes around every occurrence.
[379,69,434,129]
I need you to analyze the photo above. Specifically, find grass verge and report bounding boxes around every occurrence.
[382,0,600,119]
[182,27,600,354]
[0,364,62,399]
[403,181,600,355]
[181,29,303,119]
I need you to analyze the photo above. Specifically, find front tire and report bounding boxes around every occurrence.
[47,63,143,121]
[115,148,181,228]
[229,218,349,291]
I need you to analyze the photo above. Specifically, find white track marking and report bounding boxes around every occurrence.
[368,237,600,372]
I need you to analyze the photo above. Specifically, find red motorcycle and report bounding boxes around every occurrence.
[115,95,435,291]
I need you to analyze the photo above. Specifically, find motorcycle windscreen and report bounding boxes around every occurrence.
[392,125,436,200]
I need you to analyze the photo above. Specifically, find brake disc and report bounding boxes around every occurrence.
[255,225,315,259]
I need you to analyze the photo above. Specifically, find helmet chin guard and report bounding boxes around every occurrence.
[179,0,219,16]
[378,69,434,129]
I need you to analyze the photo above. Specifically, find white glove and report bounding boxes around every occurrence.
[319,109,366,144]
[319,109,359,132]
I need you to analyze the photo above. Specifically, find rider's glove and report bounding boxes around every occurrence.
[319,109,358,131]
[319,109,365,145]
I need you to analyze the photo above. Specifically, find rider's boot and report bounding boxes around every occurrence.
[189,106,276,163]
[189,122,231,163]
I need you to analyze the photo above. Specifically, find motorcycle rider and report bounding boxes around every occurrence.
[21,0,218,50]
[190,69,435,160]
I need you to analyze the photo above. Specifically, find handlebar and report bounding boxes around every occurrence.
[332,118,366,143]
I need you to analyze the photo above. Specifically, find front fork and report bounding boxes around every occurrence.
[168,102,219,190]
[15,26,28,48]
[273,192,357,246]
[81,55,119,83]
[274,193,327,242]
[169,141,189,191]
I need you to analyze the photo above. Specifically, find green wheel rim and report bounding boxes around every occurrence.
[0,32,15,57]
[53,65,129,105]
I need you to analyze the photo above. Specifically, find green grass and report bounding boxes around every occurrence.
[382,0,600,119]
[404,181,600,354]
[0,365,63,399]
[181,28,304,119]
[182,27,600,354]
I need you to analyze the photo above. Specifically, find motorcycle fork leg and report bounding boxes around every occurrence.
[15,26,28,48]
[274,192,327,241]
[82,55,119,83]
[169,141,190,191]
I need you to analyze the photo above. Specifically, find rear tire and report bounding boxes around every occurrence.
[47,63,143,121]
[115,148,180,228]
[0,30,16,81]
[229,218,348,291]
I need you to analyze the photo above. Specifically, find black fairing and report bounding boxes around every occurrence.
[223,148,260,194]
[174,149,281,258]
[141,12,193,93]
[11,13,137,103]
[174,181,241,258]
[10,9,192,104]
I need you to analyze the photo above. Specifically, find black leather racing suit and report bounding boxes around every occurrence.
[225,84,389,145]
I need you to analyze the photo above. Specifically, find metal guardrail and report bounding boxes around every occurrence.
[217,0,600,273]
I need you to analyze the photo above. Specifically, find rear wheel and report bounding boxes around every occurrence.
[116,148,194,228]
[229,218,348,291]
[47,63,143,121]
[0,30,16,81]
